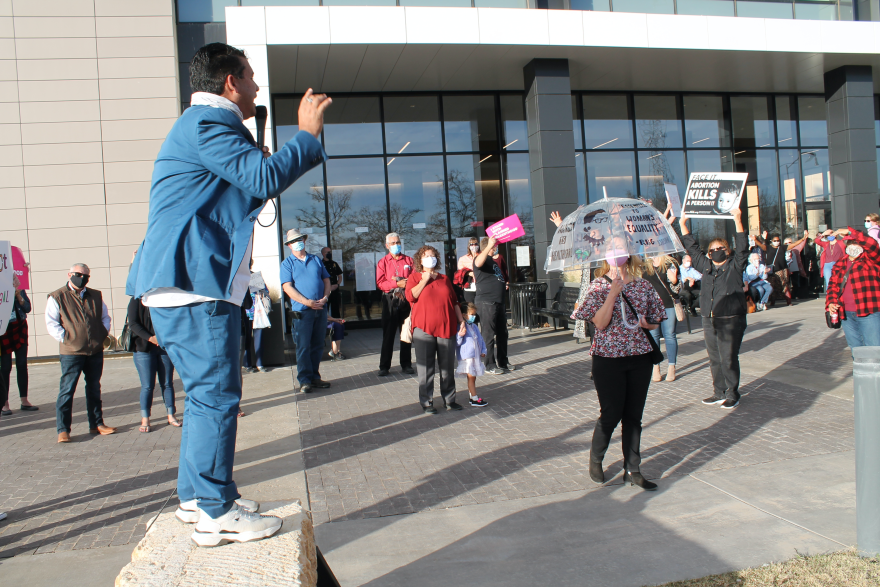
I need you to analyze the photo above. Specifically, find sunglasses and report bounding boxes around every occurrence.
[71,272,87,277]
[708,247,727,253]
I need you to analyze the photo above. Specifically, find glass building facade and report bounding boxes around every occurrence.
[273,93,534,321]
[177,0,863,21]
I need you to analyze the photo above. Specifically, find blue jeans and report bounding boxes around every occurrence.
[294,308,328,386]
[749,281,772,305]
[841,311,880,352]
[243,324,264,368]
[648,308,678,365]
[56,353,105,433]
[823,263,835,292]
[133,348,176,418]
[151,301,241,518]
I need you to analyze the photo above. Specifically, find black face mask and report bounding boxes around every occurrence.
[325,254,332,261]
[70,274,89,289]
[710,250,728,263]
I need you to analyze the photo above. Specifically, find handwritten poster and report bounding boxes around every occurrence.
[0,241,13,336]
[664,183,682,218]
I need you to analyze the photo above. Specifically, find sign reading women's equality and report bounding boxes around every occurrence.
[486,214,525,243]
[681,173,748,219]
[0,241,13,336]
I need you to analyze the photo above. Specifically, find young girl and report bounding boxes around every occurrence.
[455,303,489,407]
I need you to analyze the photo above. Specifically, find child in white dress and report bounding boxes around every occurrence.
[455,303,489,407]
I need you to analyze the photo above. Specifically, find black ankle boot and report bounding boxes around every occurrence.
[589,460,605,484]
[623,471,657,491]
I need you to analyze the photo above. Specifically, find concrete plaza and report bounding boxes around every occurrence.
[0,298,858,586]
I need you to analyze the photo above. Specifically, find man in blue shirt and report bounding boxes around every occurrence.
[126,43,330,547]
[280,229,331,394]
[679,254,703,316]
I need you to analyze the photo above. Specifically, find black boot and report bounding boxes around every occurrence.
[589,459,605,484]
[623,471,657,491]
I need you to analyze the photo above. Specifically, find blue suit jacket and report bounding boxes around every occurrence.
[126,105,326,300]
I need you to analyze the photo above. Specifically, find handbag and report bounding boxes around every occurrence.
[118,315,133,352]
[611,279,664,365]
[400,316,413,343]
[656,271,685,323]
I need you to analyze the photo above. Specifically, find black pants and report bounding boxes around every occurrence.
[462,289,476,304]
[680,281,700,311]
[590,353,653,473]
[328,289,342,319]
[702,315,747,402]
[1,345,28,403]
[413,328,456,407]
[477,301,508,370]
[380,294,411,371]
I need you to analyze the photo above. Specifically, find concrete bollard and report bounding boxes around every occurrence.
[853,346,880,556]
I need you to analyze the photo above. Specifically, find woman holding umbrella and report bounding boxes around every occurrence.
[678,207,749,409]
[573,245,666,491]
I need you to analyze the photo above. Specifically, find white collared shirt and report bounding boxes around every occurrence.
[45,283,111,343]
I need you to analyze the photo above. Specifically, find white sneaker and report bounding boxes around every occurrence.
[191,503,282,547]
[176,498,260,523]
[0,512,6,522]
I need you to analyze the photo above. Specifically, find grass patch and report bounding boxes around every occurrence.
[650,550,880,587]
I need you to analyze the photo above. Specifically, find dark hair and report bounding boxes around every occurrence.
[769,234,781,241]
[461,302,477,314]
[190,43,247,95]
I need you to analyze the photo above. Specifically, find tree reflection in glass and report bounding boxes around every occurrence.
[386,155,447,253]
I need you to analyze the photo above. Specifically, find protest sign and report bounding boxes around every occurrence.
[664,183,682,218]
[0,241,13,336]
[681,172,748,219]
[486,214,525,243]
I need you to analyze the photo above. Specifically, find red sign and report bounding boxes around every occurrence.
[12,246,28,290]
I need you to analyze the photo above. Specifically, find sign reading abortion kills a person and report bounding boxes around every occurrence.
[681,173,748,219]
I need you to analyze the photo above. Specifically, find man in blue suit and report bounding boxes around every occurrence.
[126,43,331,547]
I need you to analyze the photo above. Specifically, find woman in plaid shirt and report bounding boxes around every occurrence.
[824,226,880,351]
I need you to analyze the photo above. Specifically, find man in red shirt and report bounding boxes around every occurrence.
[376,233,415,376]
[825,226,880,353]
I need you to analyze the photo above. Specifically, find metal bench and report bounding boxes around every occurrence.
[531,286,581,332]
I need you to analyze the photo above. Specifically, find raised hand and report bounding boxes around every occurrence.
[298,88,333,139]
[550,211,562,227]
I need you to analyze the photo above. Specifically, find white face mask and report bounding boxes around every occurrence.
[469,245,479,253]
[750,259,759,266]
[846,244,864,259]
[422,256,438,269]
[682,261,691,268]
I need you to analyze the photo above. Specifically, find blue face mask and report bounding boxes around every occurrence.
[467,315,476,323]
[825,236,836,242]
[866,222,873,230]
[389,244,402,255]
[292,241,305,252]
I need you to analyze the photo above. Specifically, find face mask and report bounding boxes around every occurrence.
[682,261,691,268]
[324,253,332,261]
[70,274,89,288]
[422,256,438,269]
[771,241,780,248]
[825,236,836,242]
[750,259,759,266]
[866,222,873,230]
[469,245,479,254]
[605,249,629,267]
[292,241,305,252]
[846,244,864,258]
[389,244,402,255]
[710,249,728,263]
[467,315,476,323]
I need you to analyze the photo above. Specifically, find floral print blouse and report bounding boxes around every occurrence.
[572,277,667,358]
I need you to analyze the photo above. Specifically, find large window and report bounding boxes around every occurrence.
[575,91,830,246]
[276,92,531,322]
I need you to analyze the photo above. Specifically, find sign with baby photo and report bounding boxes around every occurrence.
[681,173,748,219]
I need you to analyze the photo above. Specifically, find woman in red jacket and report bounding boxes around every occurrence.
[406,245,467,414]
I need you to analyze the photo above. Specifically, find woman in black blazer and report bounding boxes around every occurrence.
[128,297,181,432]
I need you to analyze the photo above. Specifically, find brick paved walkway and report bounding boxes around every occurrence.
[0,298,855,560]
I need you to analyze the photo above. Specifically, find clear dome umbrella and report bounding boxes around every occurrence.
[544,196,685,272]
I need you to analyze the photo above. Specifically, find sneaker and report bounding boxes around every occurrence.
[486,368,509,375]
[423,405,438,415]
[176,498,260,524]
[328,351,338,361]
[501,363,517,371]
[191,503,282,547]
[0,512,6,522]
[702,396,725,405]
[721,399,740,409]
[336,353,346,360]
[311,379,331,389]
[446,402,464,411]
[469,397,489,407]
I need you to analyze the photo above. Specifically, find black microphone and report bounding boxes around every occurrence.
[255,105,267,149]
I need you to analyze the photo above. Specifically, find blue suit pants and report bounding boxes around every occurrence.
[151,301,241,518]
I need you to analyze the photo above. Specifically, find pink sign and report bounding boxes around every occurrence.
[11,246,28,290]
[486,214,525,244]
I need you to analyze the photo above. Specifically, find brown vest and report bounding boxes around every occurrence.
[49,285,107,356]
